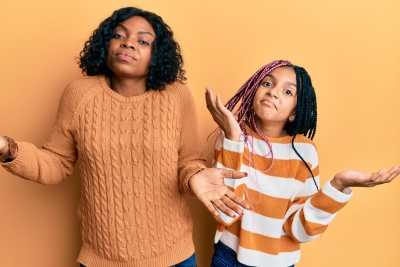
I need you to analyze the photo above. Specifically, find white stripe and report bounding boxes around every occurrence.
[240,210,284,238]
[322,180,353,202]
[242,136,318,169]
[222,138,244,152]
[284,203,305,222]
[290,205,321,242]
[224,170,297,198]
[219,231,300,267]
[305,201,337,225]
[297,176,320,197]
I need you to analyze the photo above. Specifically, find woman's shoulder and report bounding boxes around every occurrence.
[163,80,190,93]
[65,75,102,92]
[58,75,103,111]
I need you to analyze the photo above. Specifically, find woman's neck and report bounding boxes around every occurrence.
[106,74,147,97]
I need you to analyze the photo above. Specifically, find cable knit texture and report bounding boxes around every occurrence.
[1,75,207,267]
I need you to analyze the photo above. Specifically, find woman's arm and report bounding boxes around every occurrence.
[0,82,80,185]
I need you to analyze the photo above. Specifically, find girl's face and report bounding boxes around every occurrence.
[106,16,155,80]
[252,66,297,131]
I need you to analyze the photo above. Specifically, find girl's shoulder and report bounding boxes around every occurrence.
[291,134,316,147]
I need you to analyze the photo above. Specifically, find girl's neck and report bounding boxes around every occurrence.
[252,117,287,138]
[106,74,147,97]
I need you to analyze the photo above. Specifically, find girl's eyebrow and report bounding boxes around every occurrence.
[115,24,155,38]
[265,74,296,88]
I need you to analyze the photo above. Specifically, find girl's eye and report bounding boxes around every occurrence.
[284,89,293,96]
[114,33,124,39]
[263,82,272,87]
[139,40,150,45]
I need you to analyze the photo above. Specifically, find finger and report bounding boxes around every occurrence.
[220,195,244,215]
[219,169,248,179]
[382,166,400,183]
[225,190,252,210]
[212,199,236,218]
[215,94,226,112]
[205,88,221,117]
[205,88,213,111]
[200,198,220,217]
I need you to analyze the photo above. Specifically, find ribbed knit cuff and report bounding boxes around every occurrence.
[323,180,353,202]
[181,164,207,197]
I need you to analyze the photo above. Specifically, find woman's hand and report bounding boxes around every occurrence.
[205,88,242,141]
[330,166,400,192]
[189,168,251,217]
[0,135,8,155]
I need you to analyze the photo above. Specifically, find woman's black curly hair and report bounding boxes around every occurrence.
[78,7,186,91]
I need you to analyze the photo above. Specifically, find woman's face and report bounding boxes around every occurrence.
[106,16,156,80]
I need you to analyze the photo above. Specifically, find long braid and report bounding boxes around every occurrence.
[288,66,318,190]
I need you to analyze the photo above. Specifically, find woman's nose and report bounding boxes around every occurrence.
[121,40,135,50]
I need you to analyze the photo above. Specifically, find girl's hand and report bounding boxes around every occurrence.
[205,88,242,141]
[330,166,400,192]
[189,168,251,217]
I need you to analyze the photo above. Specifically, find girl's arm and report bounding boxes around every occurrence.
[204,87,248,223]
[179,84,250,217]
[283,146,399,243]
[0,82,80,185]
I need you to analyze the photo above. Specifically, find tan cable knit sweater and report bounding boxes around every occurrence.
[1,75,207,267]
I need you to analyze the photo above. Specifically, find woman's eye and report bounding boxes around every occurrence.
[284,89,292,96]
[114,33,124,39]
[139,40,150,45]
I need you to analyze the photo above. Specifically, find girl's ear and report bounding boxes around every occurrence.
[288,112,296,122]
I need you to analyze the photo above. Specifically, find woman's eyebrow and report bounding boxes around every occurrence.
[115,24,128,31]
[115,24,155,38]
[138,31,155,38]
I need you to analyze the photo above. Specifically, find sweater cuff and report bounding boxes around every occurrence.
[1,142,28,171]
[222,138,244,153]
[323,179,353,203]
[181,164,207,197]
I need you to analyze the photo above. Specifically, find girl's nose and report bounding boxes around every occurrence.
[267,87,278,98]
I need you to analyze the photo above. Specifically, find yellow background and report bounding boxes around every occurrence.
[0,0,399,266]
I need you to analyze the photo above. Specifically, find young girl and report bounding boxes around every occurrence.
[0,7,249,267]
[205,60,399,267]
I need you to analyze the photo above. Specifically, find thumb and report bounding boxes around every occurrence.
[219,169,248,179]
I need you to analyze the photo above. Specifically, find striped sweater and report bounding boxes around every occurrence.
[214,127,353,267]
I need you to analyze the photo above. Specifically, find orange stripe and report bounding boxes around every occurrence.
[280,235,300,252]
[218,149,242,171]
[310,191,347,214]
[225,221,300,255]
[244,188,288,219]
[299,208,328,236]
[242,147,318,181]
